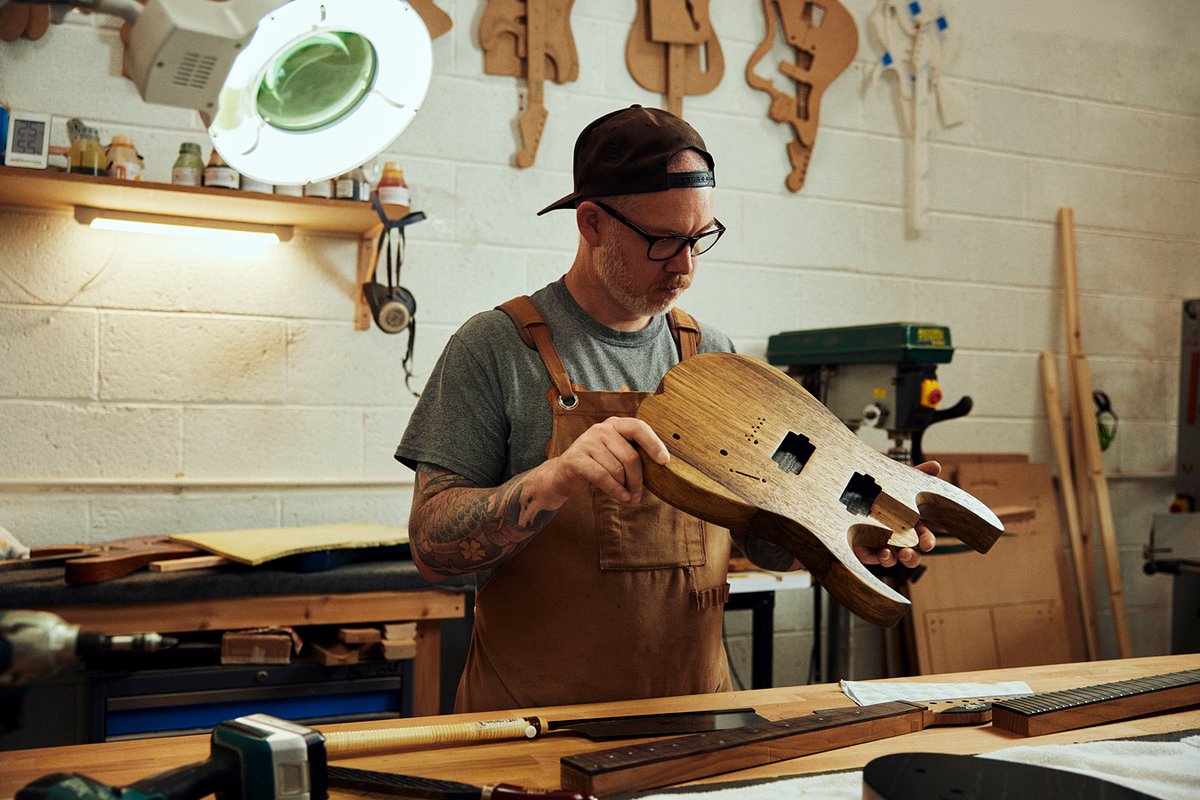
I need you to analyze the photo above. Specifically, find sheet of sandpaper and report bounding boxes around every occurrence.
[169,522,409,565]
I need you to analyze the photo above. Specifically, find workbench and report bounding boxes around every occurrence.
[2,654,1195,798]
[0,559,468,721]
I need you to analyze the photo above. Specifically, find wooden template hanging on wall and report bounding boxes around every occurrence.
[408,0,452,40]
[746,0,858,193]
[864,0,967,234]
[625,0,724,118]
[480,0,579,168]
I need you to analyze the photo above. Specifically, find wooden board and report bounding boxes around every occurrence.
[168,522,408,566]
[908,459,1086,673]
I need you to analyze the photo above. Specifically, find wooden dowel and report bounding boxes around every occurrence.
[323,716,542,756]
[1071,353,1133,658]
[1039,351,1100,660]
[1058,207,1096,563]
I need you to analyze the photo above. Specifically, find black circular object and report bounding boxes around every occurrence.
[862,752,1159,800]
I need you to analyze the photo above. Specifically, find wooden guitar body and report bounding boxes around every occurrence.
[635,353,1003,627]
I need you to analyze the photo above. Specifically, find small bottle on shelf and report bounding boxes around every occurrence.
[203,150,239,190]
[376,161,410,206]
[105,135,144,181]
[171,142,204,186]
[303,177,335,199]
[68,126,106,176]
[335,166,370,201]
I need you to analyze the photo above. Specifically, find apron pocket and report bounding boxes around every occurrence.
[595,490,708,570]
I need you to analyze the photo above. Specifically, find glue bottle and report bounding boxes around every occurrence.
[68,126,105,176]
[376,161,410,206]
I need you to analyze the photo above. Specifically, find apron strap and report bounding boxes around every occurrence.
[497,297,703,406]
[667,307,701,360]
[496,296,578,407]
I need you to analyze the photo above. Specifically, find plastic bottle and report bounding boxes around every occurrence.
[68,126,106,176]
[376,161,410,206]
[203,150,240,190]
[105,135,144,181]
[171,142,204,186]
[273,183,304,197]
[335,167,370,201]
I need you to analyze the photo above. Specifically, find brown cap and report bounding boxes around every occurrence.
[537,105,715,215]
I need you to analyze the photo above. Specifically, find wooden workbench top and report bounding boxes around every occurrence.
[2,654,1197,798]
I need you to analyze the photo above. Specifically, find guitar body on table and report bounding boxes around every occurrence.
[635,353,1003,627]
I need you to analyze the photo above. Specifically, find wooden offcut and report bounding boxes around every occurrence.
[221,631,292,665]
[636,353,1003,627]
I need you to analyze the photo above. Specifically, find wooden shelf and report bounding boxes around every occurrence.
[0,166,408,329]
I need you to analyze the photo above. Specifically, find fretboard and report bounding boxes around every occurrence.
[991,668,1200,736]
[559,701,926,797]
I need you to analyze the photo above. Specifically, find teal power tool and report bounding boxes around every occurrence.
[0,609,177,734]
[17,714,327,800]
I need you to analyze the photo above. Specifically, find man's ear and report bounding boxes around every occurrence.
[576,202,603,246]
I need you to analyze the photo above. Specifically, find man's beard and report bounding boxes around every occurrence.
[595,244,690,319]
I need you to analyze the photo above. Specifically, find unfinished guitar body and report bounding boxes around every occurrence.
[636,353,1003,627]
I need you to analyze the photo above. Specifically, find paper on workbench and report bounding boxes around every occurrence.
[839,679,1032,706]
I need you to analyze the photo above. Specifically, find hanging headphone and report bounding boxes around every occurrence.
[364,206,426,395]
[365,225,417,334]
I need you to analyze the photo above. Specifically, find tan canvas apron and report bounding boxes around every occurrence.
[454,297,732,713]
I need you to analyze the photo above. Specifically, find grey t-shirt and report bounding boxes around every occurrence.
[396,277,799,578]
[396,277,735,486]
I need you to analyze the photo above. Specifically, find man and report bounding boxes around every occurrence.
[396,105,935,712]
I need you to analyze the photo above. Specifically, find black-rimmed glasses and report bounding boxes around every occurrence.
[590,200,725,261]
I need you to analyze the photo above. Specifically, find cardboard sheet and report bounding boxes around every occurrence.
[169,522,409,566]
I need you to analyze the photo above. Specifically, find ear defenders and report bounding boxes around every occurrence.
[365,224,417,335]
[364,280,416,334]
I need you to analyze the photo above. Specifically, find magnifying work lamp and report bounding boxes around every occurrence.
[50,0,432,185]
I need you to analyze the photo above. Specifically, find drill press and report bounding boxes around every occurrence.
[766,322,972,680]
[766,322,971,465]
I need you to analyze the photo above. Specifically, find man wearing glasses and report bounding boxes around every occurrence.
[396,106,933,712]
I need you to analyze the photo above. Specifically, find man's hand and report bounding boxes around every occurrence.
[851,460,940,568]
[532,416,669,507]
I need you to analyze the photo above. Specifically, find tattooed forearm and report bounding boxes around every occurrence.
[410,464,559,577]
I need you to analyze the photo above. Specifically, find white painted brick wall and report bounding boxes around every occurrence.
[0,0,1197,675]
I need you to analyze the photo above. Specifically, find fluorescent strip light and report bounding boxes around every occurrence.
[74,206,292,245]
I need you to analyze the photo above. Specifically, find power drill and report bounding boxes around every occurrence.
[0,609,177,733]
[16,714,326,800]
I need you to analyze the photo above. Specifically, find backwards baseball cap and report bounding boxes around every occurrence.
[537,105,715,215]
